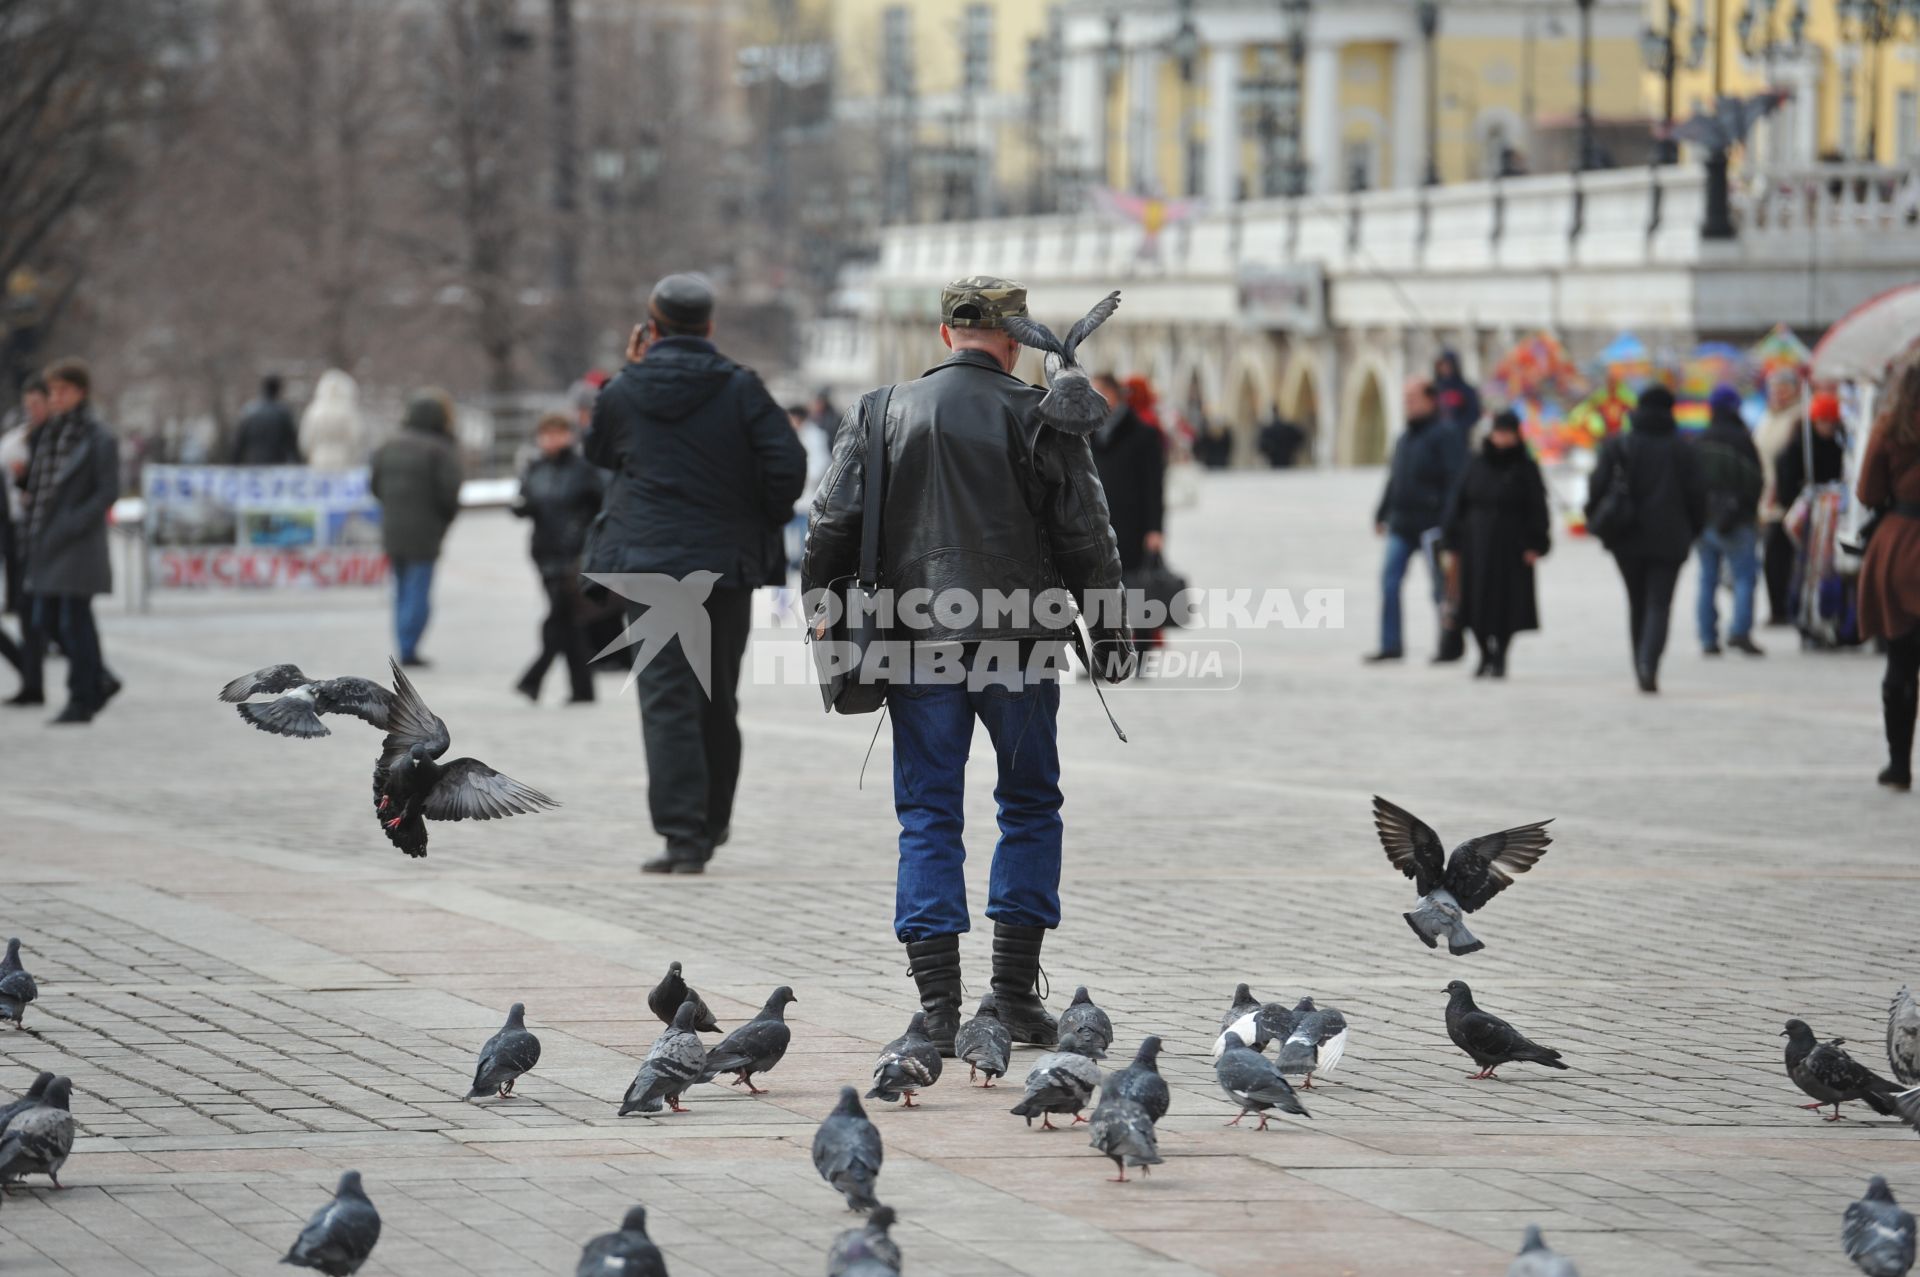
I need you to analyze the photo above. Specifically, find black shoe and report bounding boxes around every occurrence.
[98,672,123,707]
[1489,652,1507,679]
[905,935,962,1057]
[640,854,704,874]
[1636,663,1659,694]
[1879,766,1913,792]
[4,688,43,707]
[1432,627,1467,664]
[1702,643,1723,656]
[990,922,1057,1047]
[1362,650,1404,664]
[400,655,431,669]
[49,702,94,725]
[1729,634,1765,656]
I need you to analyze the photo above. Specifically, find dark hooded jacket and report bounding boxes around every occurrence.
[369,398,462,561]
[514,445,604,576]
[1375,412,1467,540]
[1585,389,1706,561]
[230,397,301,465]
[1691,404,1764,532]
[1431,351,1483,433]
[584,336,806,587]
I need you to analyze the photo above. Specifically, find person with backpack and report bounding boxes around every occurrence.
[1690,385,1766,657]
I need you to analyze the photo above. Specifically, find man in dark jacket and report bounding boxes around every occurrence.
[513,412,605,703]
[229,375,302,465]
[21,359,122,724]
[586,274,806,875]
[1773,390,1848,517]
[1585,386,1707,693]
[1691,385,1766,656]
[369,390,463,667]
[1431,349,1483,435]
[803,275,1132,1055]
[1367,378,1468,661]
[1090,372,1166,575]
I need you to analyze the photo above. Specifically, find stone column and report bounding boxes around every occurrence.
[1391,38,1427,188]
[1060,44,1104,188]
[1128,46,1161,192]
[1306,41,1342,194]
[1206,42,1242,207]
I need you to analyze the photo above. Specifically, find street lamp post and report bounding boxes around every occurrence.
[1416,0,1439,185]
[1282,0,1310,196]
[1101,16,1124,190]
[1639,0,1704,164]
[1171,0,1201,198]
[1575,0,1595,171]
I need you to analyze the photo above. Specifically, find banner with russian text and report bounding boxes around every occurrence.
[142,466,387,589]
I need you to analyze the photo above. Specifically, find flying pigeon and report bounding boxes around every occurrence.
[868,1012,943,1107]
[0,938,38,1026]
[646,962,720,1033]
[1663,88,1791,153]
[1214,1031,1310,1129]
[1844,1177,1916,1277]
[698,985,795,1093]
[1444,982,1567,1080]
[574,1204,666,1277]
[1891,987,1920,1087]
[813,1086,884,1212]
[1372,796,1554,955]
[466,1002,541,1100]
[1002,290,1122,431]
[0,1075,71,1187]
[0,1072,54,1134]
[1009,1036,1103,1129]
[370,658,558,857]
[1057,987,1113,1060]
[1213,987,1301,1059]
[828,1203,903,1277]
[1508,1224,1580,1277]
[220,665,393,738]
[280,1170,381,1276]
[1087,1093,1162,1183]
[1275,997,1349,1089]
[954,996,1012,1087]
[1103,1035,1170,1122]
[1783,1019,1900,1120]
[619,1000,708,1116]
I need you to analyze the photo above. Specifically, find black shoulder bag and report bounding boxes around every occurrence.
[810,384,893,715]
[1586,434,1638,545]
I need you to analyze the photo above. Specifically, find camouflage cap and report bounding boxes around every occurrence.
[941,275,1028,329]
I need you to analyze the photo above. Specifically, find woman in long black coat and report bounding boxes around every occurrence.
[1442,411,1551,678]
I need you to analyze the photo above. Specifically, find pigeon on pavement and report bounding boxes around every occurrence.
[1087,1094,1163,1182]
[574,1204,667,1277]
[370,658,558,857]
[868,1012,943,1107]
[619,1000,708,1116]
[647,961,720,1033]
[1372,795,1554,955]
[1891,988,1920,1087]
[1846,1176,1918,1276]
[466,1002,541,1100]
[1010,1036,1103,1129]
[1783,1019,1900,1120]
[0,938,39,1026]
[836,1262,900,1277]
[280,1170,381,1275]
[0,1075,72,1187]
[1507,1224,1580,1277]
[1213,988,1302,1059]
[1058,987,1113,1060]
[1002,291,1123,431]
[1444,982,1567,1079]
[698,985,795,1093]
[954,996,1012,1087]
[1276,997,1349,1088]
[220,665,394,738]
[814,1086,884,1212]
[0,1072,54,1134]
[1214,1031,1310,1130]
[828,1203,903,1276]
[1103,1035,1171,1122]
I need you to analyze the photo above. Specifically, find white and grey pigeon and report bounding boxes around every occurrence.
[953,996,1012,1087]
[1891,987,1920,1087]
[619,1000,708,1116]
[0,1071,54,1134]
[220,664,394,738]
[1507,1224,1580,1277]
[1087,1094,1163,1183]
[0,1075,72,1187]
[1214,1031,1310,1130]
[574,1204,667,1277]
[280,1169,381,1276]
[1213,991,1304,1060]
[1002,290,1122,432]
[1009,1035,1103,1130]
[1372,795,1554,955]
[698,985,795,1093]
[868,1011,942,1107]
[646,961,721,1033]
[1275,997,1348,1089]
[1057,987,1113,1060]
[0,937,39,1026]
[813,1086,884,1212]
[827,1203,903,1276]
[466,1001,541,1100]
[1846,1176,1918,1277]
[1103,1035,1170,1122]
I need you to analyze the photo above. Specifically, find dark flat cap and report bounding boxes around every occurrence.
[649,274,715,328]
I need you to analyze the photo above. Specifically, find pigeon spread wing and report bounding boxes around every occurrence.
[377,658,451,768]
[422,758,559,821]
[1443,819,1554,912]
[219,664,308,701]
[1001,314,1064,357]
[1061,291,1121,364]
[312,677,395,728]
[1372,796,1446,895]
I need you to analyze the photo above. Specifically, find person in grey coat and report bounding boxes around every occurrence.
[20,359,122,724]
[369,391,463,667]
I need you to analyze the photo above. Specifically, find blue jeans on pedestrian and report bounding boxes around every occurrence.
[1379,530,1440,655]
[888,655,1063,943]
[391,558,436,661]
[1695,524,1758,646]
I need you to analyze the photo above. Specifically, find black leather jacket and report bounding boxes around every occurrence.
[803,350,1126,644]
[514,446,604,576]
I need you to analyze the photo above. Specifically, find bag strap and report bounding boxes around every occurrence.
[858,384,894,590]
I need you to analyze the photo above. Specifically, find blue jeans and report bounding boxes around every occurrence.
[1379,530,1441,654]
[888,660,1063,942]
[391,558,436,661]
[1695,524,1759,646]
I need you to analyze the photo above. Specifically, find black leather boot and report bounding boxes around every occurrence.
[1882,671,1917,791]
[905,935,962,1056]
[990,922,1057,1047]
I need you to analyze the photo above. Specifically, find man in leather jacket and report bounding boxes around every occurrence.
[803,276,1133,1055]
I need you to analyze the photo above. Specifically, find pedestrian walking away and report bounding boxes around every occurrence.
[1855,352,1920,792]
[1367,377,1468,663]
[1691,384,1767,656]
[1440,410,1550,679]
[369,389,463,667]
[585,273,806,875]
[1089,373,1167,578]
[1754,367,1803,625]
[229,374,303,465]
[513,412,604,704]
[804,274,1134,1057]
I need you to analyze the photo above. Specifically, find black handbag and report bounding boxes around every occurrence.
[1122,550,1187,629]
[810,384,893,715]
[1586,436,1637,545]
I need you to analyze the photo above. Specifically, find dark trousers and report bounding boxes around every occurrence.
[33,594,104,709]
[1885,630,1920,776]
[1763,520,1795,624]
[520,573,594,701]
[632,585,753,863]
[10,592,45,696]
[1614,555,1682,676]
